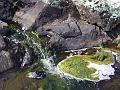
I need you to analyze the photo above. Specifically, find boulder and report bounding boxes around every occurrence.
[0,20,8,29]
[0,27,15,37]
[72,0,120,31]
[0,0,16,22]
[13,0,46,30]
[0,35,5,51]
[0,51,13,73]
[37,16,111,51]
[0,20,15,37]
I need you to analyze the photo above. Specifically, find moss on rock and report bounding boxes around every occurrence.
[58,49,113,81]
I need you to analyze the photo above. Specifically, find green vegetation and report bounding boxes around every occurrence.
[59,49,113,81]
[2,70,68,90]
[8,22,20,30]
[59,55,99,80]
[92,49,113,65]
[12,31,52,73]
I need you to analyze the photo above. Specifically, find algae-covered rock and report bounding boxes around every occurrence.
[58,49,115,81]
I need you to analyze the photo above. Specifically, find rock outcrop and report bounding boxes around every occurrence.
[0,0,16,22]
[37,15,110,50]
[13,0,46,30]
[0,0,120,72]
[0,35,6,51]
[72,0,120,32]
[0,51,13,73]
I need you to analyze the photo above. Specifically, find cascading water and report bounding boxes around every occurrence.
[9,31,118,83]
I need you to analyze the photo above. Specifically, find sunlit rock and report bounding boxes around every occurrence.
[13,0,46,30]
[72,0,120,18]
[0,51,13,72]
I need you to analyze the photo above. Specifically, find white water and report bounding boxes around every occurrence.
[72,0,120,18]
[87,62,115,80]
[39,49,117,82]
[17,32,116,81]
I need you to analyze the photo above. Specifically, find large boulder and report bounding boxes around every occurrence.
[37,16,111,51]
[0,51,13,73]
[0,0,16,22]
[0,20,8,29]
[72,0,120,31]
[13,0,46,30]
[0,35,6,51]
[0,20,15,37]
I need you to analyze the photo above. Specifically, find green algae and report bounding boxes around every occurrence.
[1,69,68,90]
[59,55,99,81]
[59,49,113,81]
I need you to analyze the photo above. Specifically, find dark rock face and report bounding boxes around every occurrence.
[37,16,110,50]
[9,42,36,68]
[0,27,15,37]
[0,0,16,22]
[0,51,13,73]
[0,35,6,51]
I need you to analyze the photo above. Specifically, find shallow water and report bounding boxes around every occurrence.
[0,51,120,90]
[0,65,120,90]
[0,32,120,90]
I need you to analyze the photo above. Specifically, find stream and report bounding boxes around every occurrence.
[0,31,120,90]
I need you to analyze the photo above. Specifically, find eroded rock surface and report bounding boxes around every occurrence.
[0,0,16,22]
[13,0,46,30]
[37,15,110,50]
[0,51,13,73]
[0,35,6,51]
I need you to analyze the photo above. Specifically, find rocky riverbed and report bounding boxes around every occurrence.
[0,0,120,90]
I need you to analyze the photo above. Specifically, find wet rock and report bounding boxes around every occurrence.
[0,35,5,51]
[37,19,81,37]
[0,20,14,37]
[0,0,16,22]
[33,0,73,29]
[0,27,15,37]
[0,51,13,73]
[13,0,46,30]
[10,42,35,68]
[116,55,120,63]
[73,0,120,32]
[27,71,46,79]
[0,20,8,29]
[37,16,110,50]
[106,19,120,39]
[76,6,107,28]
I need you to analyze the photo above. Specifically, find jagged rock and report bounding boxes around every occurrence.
[37,16,110,50]
[72,0,120,31]
[13,0,46,30]
[0,51,13,73]
[0,21,15,37]
[10,42,35,68]
[37,19,81,37]
[0,35,6,51]
[0,0,16,22]
[0,27,15,37]
[0,20,8,29]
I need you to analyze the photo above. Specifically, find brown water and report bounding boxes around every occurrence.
[0,55,120,90]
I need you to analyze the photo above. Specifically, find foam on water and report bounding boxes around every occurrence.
[73,0,120,18]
